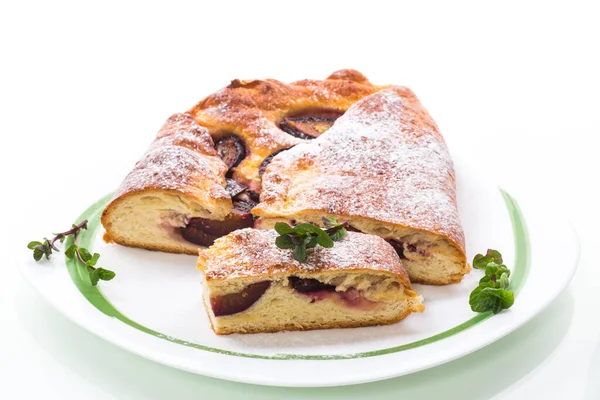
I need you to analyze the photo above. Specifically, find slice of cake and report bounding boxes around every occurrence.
[253,88,469,285]
[197,228,424,335]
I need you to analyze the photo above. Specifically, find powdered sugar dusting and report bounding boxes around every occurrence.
[257,88,465,249]
[113,114,229,201]
[203,229,409,284]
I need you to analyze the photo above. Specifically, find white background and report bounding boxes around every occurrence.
[1,1,598,399]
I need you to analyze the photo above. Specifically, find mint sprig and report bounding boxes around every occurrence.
[469,249,514,314]
[27,220,115,286]
[274,217,348,262]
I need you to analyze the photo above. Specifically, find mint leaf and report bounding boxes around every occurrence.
[33,248,43,261]
[305,235,318,249]
[274,222,294,235]
[328,227,347,241]
[274,220,348,263]
[473,253,491,269]
[96,268,116,281]
[89,269,100,286]
[293,223,323,235]
[79,248,92,263]
[317,230,334,248]
[322,216,338,228]
[64,244,78,259]
[498,272,510,289]
[294,237,308,262]
[470,287,514,314]
[275,235,295,249]
[28,219,115,286]
[27,241,42,250]
[486,249,503,264]
[470,248,514,314]
[88,253,101,267]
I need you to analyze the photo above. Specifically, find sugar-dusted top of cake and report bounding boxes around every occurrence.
[198,229,410,287]
[112,113,230,203]
[254,87,465,250]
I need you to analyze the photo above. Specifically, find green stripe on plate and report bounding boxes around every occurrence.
[65,189,530,360]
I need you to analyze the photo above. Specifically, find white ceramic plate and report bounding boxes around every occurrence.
[18,164,579,387]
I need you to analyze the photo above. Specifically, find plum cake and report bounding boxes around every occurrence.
[197,229,424,334]
[101,70,468,285]
[254,88,469,285]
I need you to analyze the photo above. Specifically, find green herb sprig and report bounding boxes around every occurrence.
[469,249,514,314]
[274,217,348,262]
[27,220,115,286]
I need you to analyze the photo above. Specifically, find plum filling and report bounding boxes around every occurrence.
[386,240,429,259]
[279,109,343,139]
[211,281,271,316]
[259,148,290,177]
[225,178,247,197]
[288,276,378,310]
[288,276,336,292]
[180,200,256,246]
[215,135,245,169]
[387,240,408,260]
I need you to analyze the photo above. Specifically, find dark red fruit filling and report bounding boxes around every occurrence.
[211,281,271,316]
[215,136,245,169]
[180,224,219,248]
[386,239,408,260]
[279,109,343,139]
[288,276,336,293]
[259,148,289,177]
[225,178,247,197]
[180,200,256,246]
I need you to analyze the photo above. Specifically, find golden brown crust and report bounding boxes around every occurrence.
[209,306,416,335]
[253,88,465,254]
[107,113,230,203]
[197,229,412,290]
[101,114,232,253]
[187,69,382,192]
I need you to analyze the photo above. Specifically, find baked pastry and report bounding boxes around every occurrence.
[101,113,232,254]
[101,70,381,253]
[101,70,468,286]
[253,88,469,285]
[197,229,424,335]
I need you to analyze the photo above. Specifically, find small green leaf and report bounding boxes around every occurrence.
[322,216,338,228]
[96,268,116,281]
[306,235,319,249]
[64,244,78,259]
[470,286,514,314]
[486,249,503,264]
[274,222,295,235]
[317,230,334,248]
[28,241,42,249]
[293,223,323,235]
[328,227,347,242]
[485,263,499,277]
[293,238,308,262]
[89,269,100,286]
[79,248,92,262]
[88,253,101,267]
[33,248,43,261]
[275,235,295,249]
[498,272,510,289]
[473,253,491,269]
[41,242,53,259]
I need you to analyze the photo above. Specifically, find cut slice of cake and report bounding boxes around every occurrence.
[253,88,469,285]
[197,228,424,335]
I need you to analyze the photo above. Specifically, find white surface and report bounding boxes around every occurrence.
[17,165,578,386]
[1,0,598,398]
